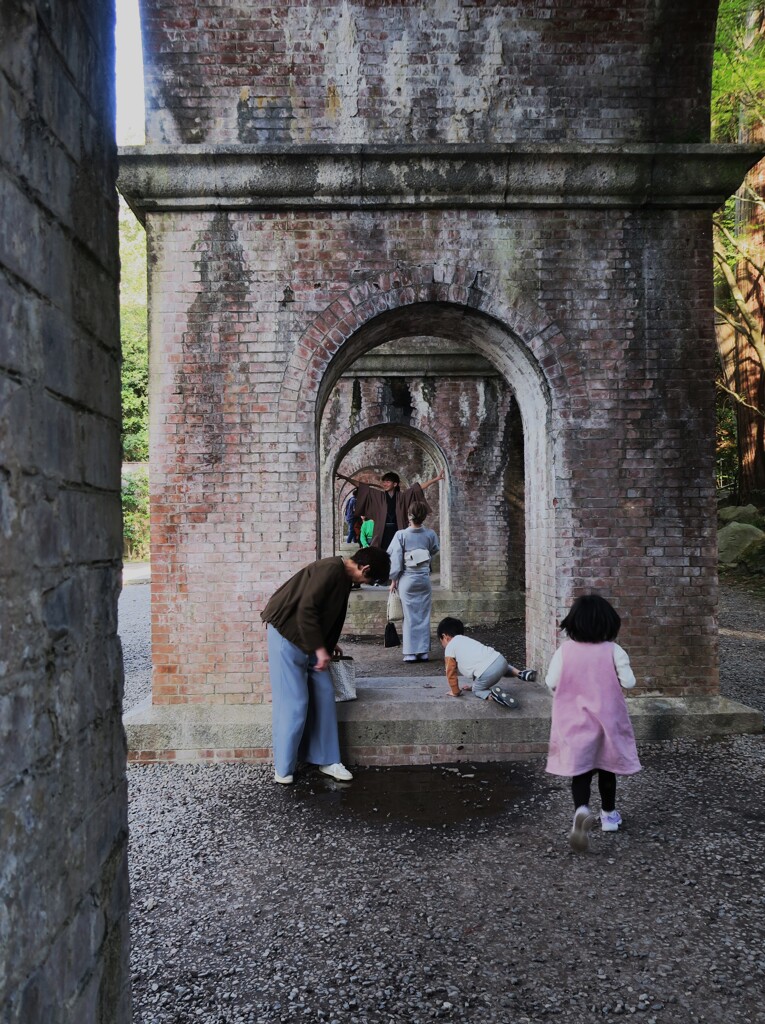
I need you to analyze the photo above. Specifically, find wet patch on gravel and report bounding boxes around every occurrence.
[289,762,540,828]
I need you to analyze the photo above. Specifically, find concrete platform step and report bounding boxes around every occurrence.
[344,584,524,636]
[124,682,763,765]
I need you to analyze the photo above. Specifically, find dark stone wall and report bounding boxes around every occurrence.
[0,1,129,1020]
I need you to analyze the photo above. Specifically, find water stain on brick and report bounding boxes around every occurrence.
[179,214,253,470]
[237,92,296,144]
[350,378,363,420]
[381,377,414,424]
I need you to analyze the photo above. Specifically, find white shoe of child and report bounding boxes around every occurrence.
[601,809,622,832]
[568,805,596,852]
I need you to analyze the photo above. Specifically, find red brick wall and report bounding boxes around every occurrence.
[147,205,718,702]
[139,0,716,146]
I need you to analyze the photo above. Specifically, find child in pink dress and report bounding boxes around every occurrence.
[545,595,641,853]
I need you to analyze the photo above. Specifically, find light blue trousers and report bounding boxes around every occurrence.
[267,625,341,777]
[473,654,509,699]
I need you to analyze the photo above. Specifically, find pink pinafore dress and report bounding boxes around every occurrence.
[546,640,641,777]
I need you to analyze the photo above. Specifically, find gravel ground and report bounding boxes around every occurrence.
[121,582,152,714]
[122,576,765,1024]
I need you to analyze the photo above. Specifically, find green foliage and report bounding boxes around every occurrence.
[121,301,149,461]
[120,199,149,462]
[712,0,765,143]
[712,3,765,496]
[713,195,740,314]
[122,467,150,561]
[716,389,740,493]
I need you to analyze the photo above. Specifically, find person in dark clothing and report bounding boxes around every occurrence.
[338,470,445,552]
[260,546,390,785]
[343,489,358,542]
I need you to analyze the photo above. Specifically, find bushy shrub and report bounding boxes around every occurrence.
[122,467,150,561]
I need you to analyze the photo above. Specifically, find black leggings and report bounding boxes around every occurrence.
[572,770,616,812]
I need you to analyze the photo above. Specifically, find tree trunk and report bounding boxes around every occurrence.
[734,8,765,501]
[734,134,765,502]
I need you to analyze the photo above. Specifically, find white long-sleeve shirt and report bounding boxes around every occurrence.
[545,642,636,693]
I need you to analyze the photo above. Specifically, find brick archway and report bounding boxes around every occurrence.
[325,422,453,585]
[278,265,584,430]
[288,266,574,669]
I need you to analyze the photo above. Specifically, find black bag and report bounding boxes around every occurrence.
[384,621,401,648]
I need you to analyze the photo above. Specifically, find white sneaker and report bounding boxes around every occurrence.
[568,805,595,852]
[403,655,417,663]
[319,762,353,781]
[601,809,622,832]
[274,772,294,785]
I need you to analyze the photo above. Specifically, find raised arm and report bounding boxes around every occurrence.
[421,469,445,491]
[338,473,383,490]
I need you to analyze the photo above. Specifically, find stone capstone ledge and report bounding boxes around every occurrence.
[118,143,765,220]
[124,689,762,765]
[342,588,524,637]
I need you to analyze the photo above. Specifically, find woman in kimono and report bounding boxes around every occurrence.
[387,501,440,663]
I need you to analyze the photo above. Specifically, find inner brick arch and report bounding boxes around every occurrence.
[278,268,584,428]
[297,280,572,669]
[324,422,453,585]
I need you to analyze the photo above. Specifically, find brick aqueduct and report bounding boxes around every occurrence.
[119,0,762,724]
[2,1,763,1018]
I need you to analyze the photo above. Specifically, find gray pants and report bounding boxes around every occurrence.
[472,654,509,699]
[267,625,341,776]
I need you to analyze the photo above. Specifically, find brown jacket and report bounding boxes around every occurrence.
[260,557,352,654]
[355,482,429,549]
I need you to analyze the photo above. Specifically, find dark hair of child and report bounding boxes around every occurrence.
[436,616,465,640]
[560,595,621,643]
[381,471,400,485]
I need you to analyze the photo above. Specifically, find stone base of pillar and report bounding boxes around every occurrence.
[342,586,524,637]
[124,688,762,765]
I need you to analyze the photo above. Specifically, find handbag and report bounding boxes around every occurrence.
[328,656,356,702]
[384,621,401,648]
[387,589,403,623]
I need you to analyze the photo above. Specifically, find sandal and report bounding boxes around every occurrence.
[517,668,537,682]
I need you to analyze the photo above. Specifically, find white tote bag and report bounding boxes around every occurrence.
[387,589,404,623]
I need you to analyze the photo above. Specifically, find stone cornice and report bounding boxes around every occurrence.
[118,143,764,220]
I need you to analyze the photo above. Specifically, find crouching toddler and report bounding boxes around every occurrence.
[436,617,537,707]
